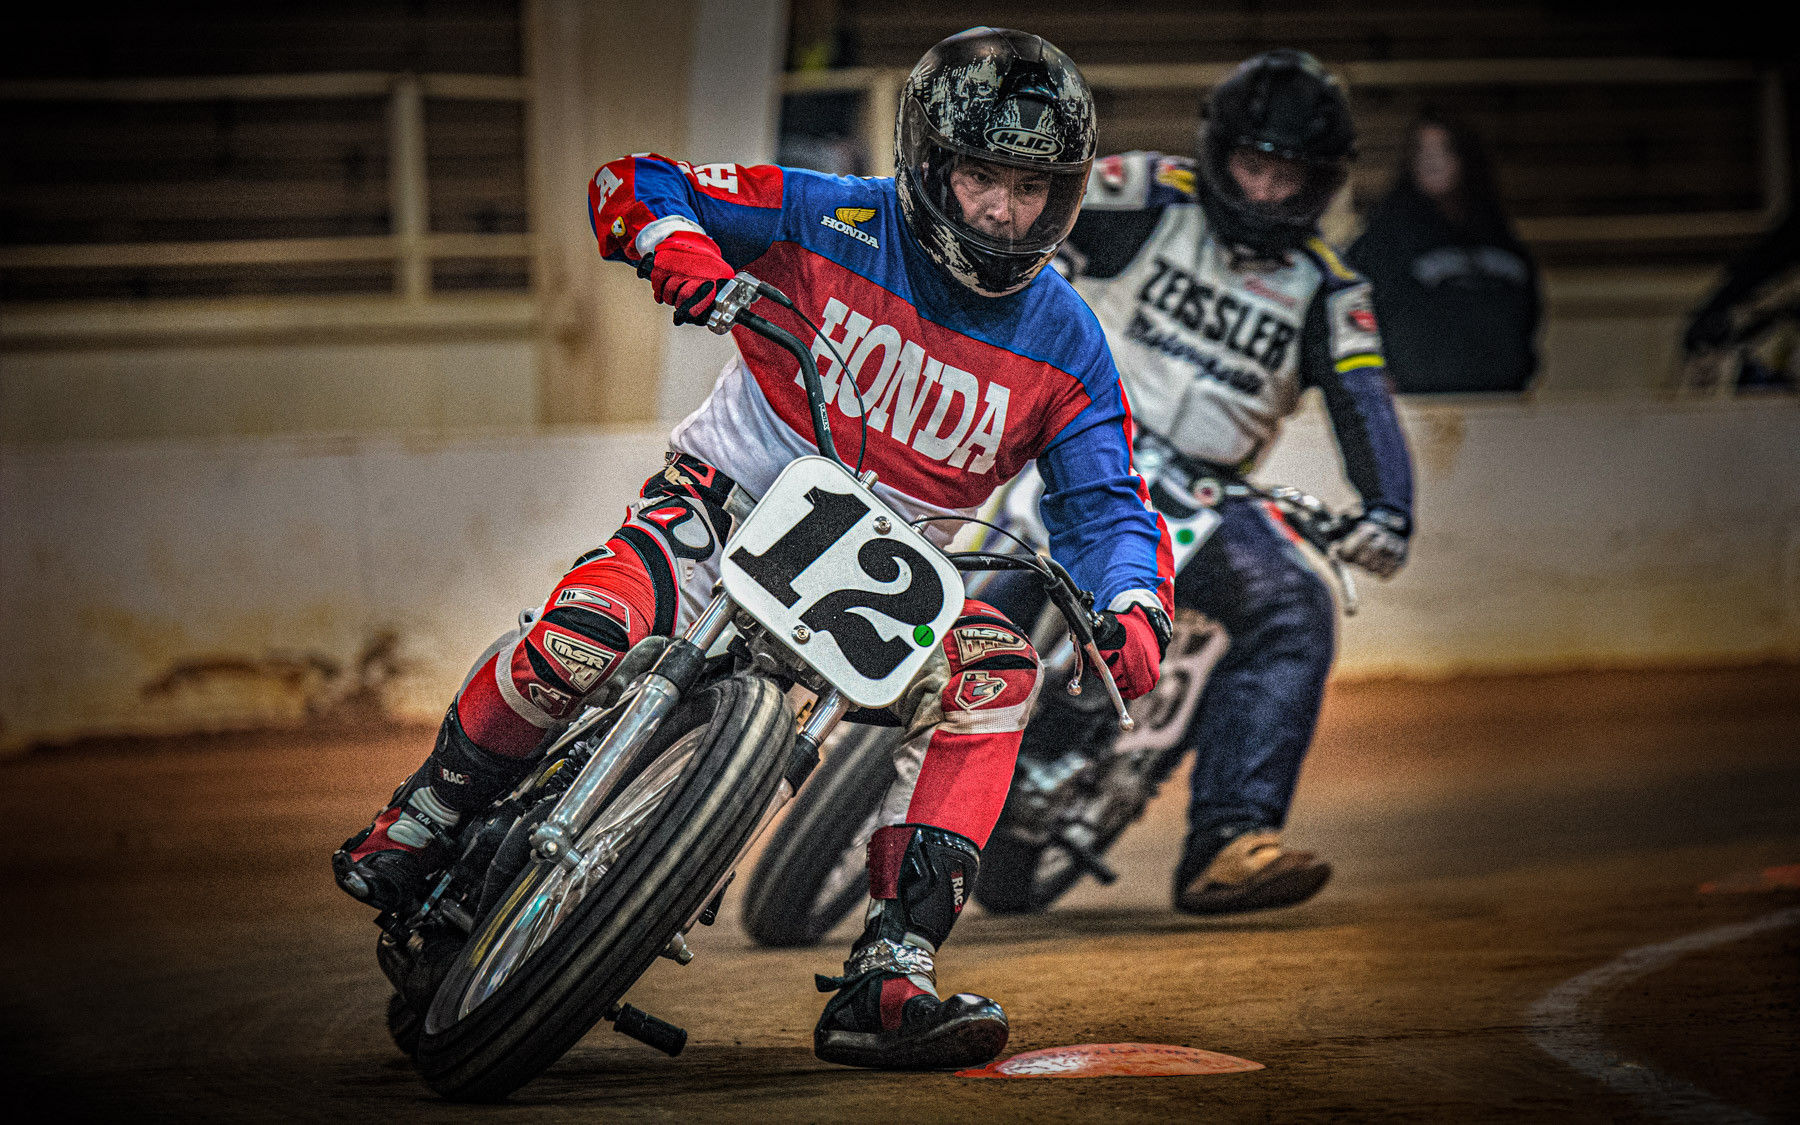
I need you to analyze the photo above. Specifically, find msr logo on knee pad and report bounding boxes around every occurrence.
[541,629,619,692]
[952,625,1031,664]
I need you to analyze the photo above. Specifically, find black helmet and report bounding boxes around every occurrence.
[1197,49,1356,254]
[895,27,1096,296]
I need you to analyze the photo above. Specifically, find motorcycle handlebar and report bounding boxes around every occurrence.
[639,248,1136,715]
[635,251,841,469]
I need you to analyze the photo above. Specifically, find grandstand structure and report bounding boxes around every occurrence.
[0,1,1789,440]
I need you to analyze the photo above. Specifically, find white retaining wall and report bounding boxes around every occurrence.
[3,397,1797,752]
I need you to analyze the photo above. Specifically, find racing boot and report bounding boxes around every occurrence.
[813,825,1008,1070]
[333,703,532,913]
[1173,823,1332,915]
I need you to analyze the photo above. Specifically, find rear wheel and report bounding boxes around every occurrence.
[974,791,1141,915]
[738,723,900,948]
[413,673,793,1101]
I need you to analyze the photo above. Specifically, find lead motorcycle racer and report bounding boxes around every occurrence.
[333,27,1172,1072]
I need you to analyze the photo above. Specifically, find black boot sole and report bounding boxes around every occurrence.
[814,995,1009,1070]
[332,849,422,914]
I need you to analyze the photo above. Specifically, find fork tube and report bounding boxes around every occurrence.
[781,687,851,792]
[531,592,738,867]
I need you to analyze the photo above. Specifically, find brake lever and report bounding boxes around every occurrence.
[1328,555,1360,616]
[1041,557,1134,732]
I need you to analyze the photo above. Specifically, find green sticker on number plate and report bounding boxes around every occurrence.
[914,624,935,647]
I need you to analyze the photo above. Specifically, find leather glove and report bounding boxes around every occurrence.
[1334,506,1411,579]
[646,231,736,323]
[1093,604,1167,701]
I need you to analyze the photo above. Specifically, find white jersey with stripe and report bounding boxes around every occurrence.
[1061,153,1409,515]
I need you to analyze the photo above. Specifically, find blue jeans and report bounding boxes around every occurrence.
[978,495,1336,858]
[1174,498,1336,844]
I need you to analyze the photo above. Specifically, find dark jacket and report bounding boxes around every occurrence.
[1346,187,1541,393]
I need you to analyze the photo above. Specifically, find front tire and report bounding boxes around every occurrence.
[739,723,900,948]
[413,673,793,1101]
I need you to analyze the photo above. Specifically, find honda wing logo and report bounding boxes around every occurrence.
[822,206,879,248]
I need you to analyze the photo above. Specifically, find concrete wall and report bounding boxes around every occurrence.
[1259,396,1800,677]
[0,428,670,752]
[4,398,1796,753]
[0,330,537,444]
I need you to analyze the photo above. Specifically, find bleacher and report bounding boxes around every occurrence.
[796,1,1787,269]
[0,3,1785,328]
[1,2,528,302]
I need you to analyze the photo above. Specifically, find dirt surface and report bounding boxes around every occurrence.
[3,666,1797,1123]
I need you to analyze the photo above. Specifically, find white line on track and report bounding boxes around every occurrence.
[1527,906,1800,1124]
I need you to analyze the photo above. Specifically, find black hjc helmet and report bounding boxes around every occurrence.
[1197,49,1356,254]
[896,27,1097,296]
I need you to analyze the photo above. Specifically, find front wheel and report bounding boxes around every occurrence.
[738,723,900,948]
[414,673,793,1101]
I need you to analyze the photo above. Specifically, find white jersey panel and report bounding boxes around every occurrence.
[1071,203,1320,469]
[668,353,978,549]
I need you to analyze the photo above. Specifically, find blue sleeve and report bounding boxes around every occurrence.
[1299,248,1416,519]
[1032,303,1174,612]
[1318,363,1415,518]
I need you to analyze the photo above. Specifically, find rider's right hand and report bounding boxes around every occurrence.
[1094,605,1166,701]
[646,231,736,322]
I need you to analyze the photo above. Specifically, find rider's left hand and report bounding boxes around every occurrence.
[1335,506,1411,579]
[1095,605,1167,701]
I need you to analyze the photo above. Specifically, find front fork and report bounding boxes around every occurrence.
[528,589,738,870]
[527,586,856,876]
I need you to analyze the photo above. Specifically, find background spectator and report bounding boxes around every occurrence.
[1347,110,1542,394]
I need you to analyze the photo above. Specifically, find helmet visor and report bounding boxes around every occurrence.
[899,102,1089,260]
[1208,136,1347,235]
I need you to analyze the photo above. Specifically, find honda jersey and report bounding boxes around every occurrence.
[588,154,1173,616]
[1060,152,1413,516]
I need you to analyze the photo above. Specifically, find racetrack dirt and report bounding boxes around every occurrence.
[3,665,1796,1123]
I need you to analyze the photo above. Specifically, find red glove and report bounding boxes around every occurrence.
[646,231,736,322]
[1097,605,1164,701]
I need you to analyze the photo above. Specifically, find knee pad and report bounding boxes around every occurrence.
[938,608,1039,736]
[515,582,642,720]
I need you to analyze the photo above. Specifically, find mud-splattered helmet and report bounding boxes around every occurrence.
[895,27,1096,296]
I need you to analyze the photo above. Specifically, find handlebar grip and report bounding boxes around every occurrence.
[635,251,656,280]
[1090,611,1126,651]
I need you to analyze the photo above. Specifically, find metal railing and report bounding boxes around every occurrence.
[0,72,530,304]
[783,56,1790,243]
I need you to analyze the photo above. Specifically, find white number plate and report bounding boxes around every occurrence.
[721,457,963,709]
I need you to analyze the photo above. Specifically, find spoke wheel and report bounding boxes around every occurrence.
[413,673,793,1102]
